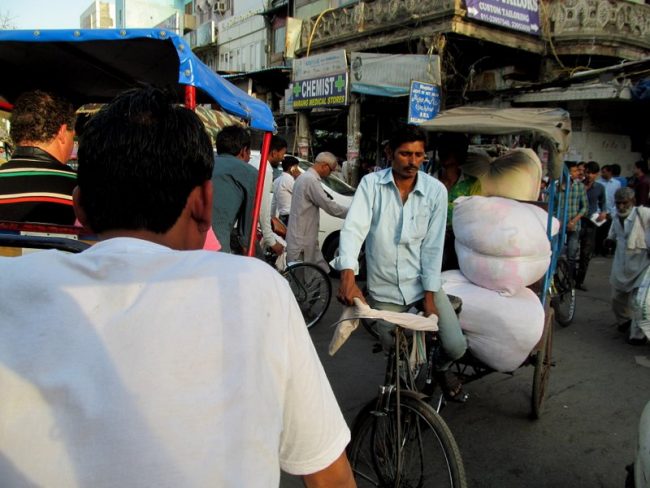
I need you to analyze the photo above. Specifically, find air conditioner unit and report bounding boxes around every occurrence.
[213,1,228,14]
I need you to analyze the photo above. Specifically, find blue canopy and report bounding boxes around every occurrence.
[0,28,275,132]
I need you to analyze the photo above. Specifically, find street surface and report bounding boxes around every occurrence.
[281,256,650,487]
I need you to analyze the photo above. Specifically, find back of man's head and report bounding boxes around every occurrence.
[77,87,213,234]
[436,132,468,162]
[270,135,288,153]
[282,155,299,172]
[216,125,251,157]
[10,90,75,145]
[611,163,622,176]
[388,125,427,153]
[315,152,338,170]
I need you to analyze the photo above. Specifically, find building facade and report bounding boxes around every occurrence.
[80,1,116,28]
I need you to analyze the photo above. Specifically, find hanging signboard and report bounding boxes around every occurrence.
[292,73,348,109]
[407,81,440,125]
[350,53,441,97]
[293,50,347,81]
[465,0,540,36]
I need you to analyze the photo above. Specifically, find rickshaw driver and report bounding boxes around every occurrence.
[333,124,469,401]
[0,87,355,488]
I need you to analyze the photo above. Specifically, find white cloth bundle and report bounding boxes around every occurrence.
[453,195,559,296]
[328,298,438,355]
[442,270,545,372]
[478,148,543,201]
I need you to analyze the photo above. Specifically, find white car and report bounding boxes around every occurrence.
[248,151,355,268]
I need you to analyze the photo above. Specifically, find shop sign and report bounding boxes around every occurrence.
[465,0,540,35]
[350,53,440,97]
[407,81,440,125]
[293,50,347,81]
[292,73,348,109]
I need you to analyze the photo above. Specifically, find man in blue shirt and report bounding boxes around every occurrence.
[332,125,468,401]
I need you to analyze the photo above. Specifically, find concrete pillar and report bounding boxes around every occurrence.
[346,94,361,187]
[296,112,311,159]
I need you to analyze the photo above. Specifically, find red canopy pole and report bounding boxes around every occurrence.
[185,85,196,110]
[247,131,272,257]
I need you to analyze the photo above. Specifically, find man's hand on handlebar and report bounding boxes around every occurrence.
[337,269,366,306]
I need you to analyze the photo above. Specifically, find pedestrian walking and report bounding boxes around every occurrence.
[576,161,607,290]
[285,152,348,272]
[605,187,650,345]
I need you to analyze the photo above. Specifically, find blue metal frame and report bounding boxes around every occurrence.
[540,164,571,306]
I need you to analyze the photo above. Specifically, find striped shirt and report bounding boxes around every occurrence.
[0,147,77,225]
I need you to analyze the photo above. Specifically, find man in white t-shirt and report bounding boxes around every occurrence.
[272,155,300,225]
[0,87,354,488]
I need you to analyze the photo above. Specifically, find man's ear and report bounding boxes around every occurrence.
[72,186,89,229]
[190,180,213,232]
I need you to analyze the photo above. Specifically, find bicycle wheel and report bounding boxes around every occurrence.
[282,262,331,329]
[348,395,467,487]
[551,257,576,327]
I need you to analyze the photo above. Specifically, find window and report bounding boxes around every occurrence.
[273,26,286,54]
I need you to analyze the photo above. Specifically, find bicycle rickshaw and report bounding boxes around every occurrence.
[0,28,332,327]
[420,106,575,419]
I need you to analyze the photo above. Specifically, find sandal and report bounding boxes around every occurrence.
[433,371,469,403]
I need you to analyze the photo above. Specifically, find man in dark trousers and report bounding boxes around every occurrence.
[576,161,607,290]
[0,90,77,224]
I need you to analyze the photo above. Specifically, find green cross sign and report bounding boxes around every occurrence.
[334,75,345,91]
[293,83,302,97]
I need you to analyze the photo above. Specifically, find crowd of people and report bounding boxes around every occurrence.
[0,87,649,486]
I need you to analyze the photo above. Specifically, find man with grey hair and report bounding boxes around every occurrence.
[286,151,349,272]
[606,186,650,345]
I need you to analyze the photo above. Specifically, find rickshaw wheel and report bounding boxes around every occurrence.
[531,307,554,419]
[551,257,576,327]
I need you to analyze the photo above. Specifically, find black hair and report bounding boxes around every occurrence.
[634,160,648,175]
[611,163,622,176]
[437,132,469,162]
[282,155,299,172]
[388,125,427,153]
[216,125,251,156]
[585,161,600,174]
[270,135,288,152]
[77,87,213,234]
[565,161,578,169]
[10,90,75,144]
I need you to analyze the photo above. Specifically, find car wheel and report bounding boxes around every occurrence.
[322,233,367,281]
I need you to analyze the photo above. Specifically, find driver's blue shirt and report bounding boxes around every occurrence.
[332,168,447,305]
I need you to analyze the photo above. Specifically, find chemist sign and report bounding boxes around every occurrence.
[465,0,540,35]
[407,81,440,125]
[292,73,349,109]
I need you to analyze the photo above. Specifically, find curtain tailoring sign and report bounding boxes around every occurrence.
[408,81,440,125]
[465,0,540,35]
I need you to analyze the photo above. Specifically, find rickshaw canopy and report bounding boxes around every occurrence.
[0,28,275,132]
[420,107,571,179]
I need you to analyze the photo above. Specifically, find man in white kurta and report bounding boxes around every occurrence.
[607,187,650,344]
[285,152,349,272]
[0,88,354,487]
[272,156,299,225]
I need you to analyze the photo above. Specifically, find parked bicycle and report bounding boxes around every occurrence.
[347,323,467,487]
[264,251,332,328]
